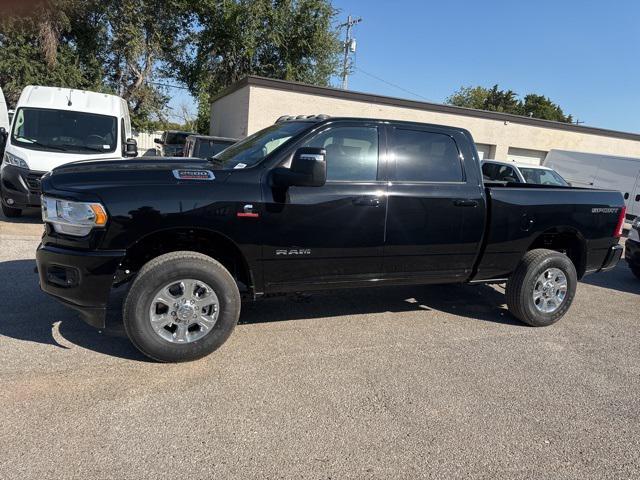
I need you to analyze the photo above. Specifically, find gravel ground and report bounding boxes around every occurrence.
[1,210,639,479]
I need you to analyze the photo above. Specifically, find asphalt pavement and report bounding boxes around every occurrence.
[1,210,639,479]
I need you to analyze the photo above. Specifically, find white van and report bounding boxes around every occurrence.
[543,149,640,219]
[1,86,137,217]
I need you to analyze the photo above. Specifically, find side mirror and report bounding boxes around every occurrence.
[154,138,162,145]
[124,138,138,157]
[273,147,327,187]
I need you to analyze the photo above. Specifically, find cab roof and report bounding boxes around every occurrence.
[16,86,126,116]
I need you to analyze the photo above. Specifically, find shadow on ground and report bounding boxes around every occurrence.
[580,262,640,295]
[1,258,524,362]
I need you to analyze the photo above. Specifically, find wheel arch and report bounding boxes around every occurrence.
[118,227,255,294]
[526,226,587,278]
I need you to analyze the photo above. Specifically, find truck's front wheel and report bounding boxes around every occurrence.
[506,249,577,327]
[123,251,241,362]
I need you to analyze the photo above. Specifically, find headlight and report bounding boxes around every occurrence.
[41,196,108,237]
[3,151,29,169]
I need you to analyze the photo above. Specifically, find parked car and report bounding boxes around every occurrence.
[183,134,237,159]
[544,149,640,219]
[626,217,640,279]
[482,159,569,186]
[154,130,195,157]
[36,116,625,362]
[1,86,137,218]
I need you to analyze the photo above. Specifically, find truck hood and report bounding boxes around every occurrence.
[46,157,228,192]
[6,145,123,172]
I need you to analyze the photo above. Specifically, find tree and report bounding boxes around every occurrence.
[0,1,103,106]
[446,84,573,123]
[0,0,192,130]
[171,0,342,133]
[520,94,572,123]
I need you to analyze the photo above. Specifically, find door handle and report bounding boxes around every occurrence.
[453,199,478,207]
[353,196,381,207]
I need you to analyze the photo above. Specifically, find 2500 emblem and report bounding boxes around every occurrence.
[592,207,618,214]
[276,249,311,256]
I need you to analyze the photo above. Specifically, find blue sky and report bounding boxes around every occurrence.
[169,0,640,133]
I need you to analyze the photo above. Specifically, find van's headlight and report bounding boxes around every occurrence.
[3,151,29,169]
[41,196,108,237]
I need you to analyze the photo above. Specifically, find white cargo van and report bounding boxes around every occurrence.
[544,149,640,219]
[0,86,137,217]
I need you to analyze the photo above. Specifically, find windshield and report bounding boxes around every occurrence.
[519,167,569,186]
[212,121,310,169]
[11,107,118,154]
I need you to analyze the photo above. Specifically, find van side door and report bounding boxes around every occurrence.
[383,125,486,283]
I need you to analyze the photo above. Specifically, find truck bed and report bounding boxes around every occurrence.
[473,184,624,281]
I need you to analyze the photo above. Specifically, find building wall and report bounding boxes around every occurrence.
[242,85,640,162]
[209,86,251,138]
[209,80,640,164]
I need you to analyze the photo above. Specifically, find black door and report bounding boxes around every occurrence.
[383,125,486,283]
[261,122,388,291]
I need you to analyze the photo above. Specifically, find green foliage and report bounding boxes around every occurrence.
[171,0,342,132]
[0,0,339,132]
[446,84,573,123]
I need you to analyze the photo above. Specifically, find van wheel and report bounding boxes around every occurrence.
[505,249,577,327]
[123,251,241,362]
[1,203,21,218]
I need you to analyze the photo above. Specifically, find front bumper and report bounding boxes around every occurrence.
[36,244,125,328]
[625,238,640,270]
[1,163,46,209]
[598,244,623,272]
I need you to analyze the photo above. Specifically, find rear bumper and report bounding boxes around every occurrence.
[36,244,125,328]
[625,238,640,269]
[598,244,623,272]
[1,164,46,209]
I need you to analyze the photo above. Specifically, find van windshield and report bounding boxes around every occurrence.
[11,107,118,154]
[211,121,310,169]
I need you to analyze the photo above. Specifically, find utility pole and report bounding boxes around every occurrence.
[339,15,362,90]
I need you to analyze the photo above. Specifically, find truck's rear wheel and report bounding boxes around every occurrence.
[123,251,241,362]
[505,249,577,327]
[630,265,640,280]
[1,203,22,218]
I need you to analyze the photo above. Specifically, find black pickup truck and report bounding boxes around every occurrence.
[35,116,625,362]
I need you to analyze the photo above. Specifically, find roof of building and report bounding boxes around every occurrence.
[212,76,640,142]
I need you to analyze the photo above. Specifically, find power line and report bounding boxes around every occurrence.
[353,67,434,103]
[147,81,191,91]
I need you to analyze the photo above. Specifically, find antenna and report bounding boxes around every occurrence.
[339,15,362,90]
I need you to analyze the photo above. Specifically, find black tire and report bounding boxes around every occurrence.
[1,203,22,218]
[123,251,241,362]
[630,265,640,280]
[505,249,577,327]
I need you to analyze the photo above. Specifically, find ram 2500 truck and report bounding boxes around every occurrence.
[35,116,625,362]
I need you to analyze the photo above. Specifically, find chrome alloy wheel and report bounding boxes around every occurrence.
[149,279,220,343]
[532,268,567,314]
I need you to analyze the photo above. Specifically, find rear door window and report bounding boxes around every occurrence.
[391,129,463,182]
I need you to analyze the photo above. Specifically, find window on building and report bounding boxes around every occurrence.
[392,129,463,182]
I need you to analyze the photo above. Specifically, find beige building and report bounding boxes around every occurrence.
[210,76,640,165]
